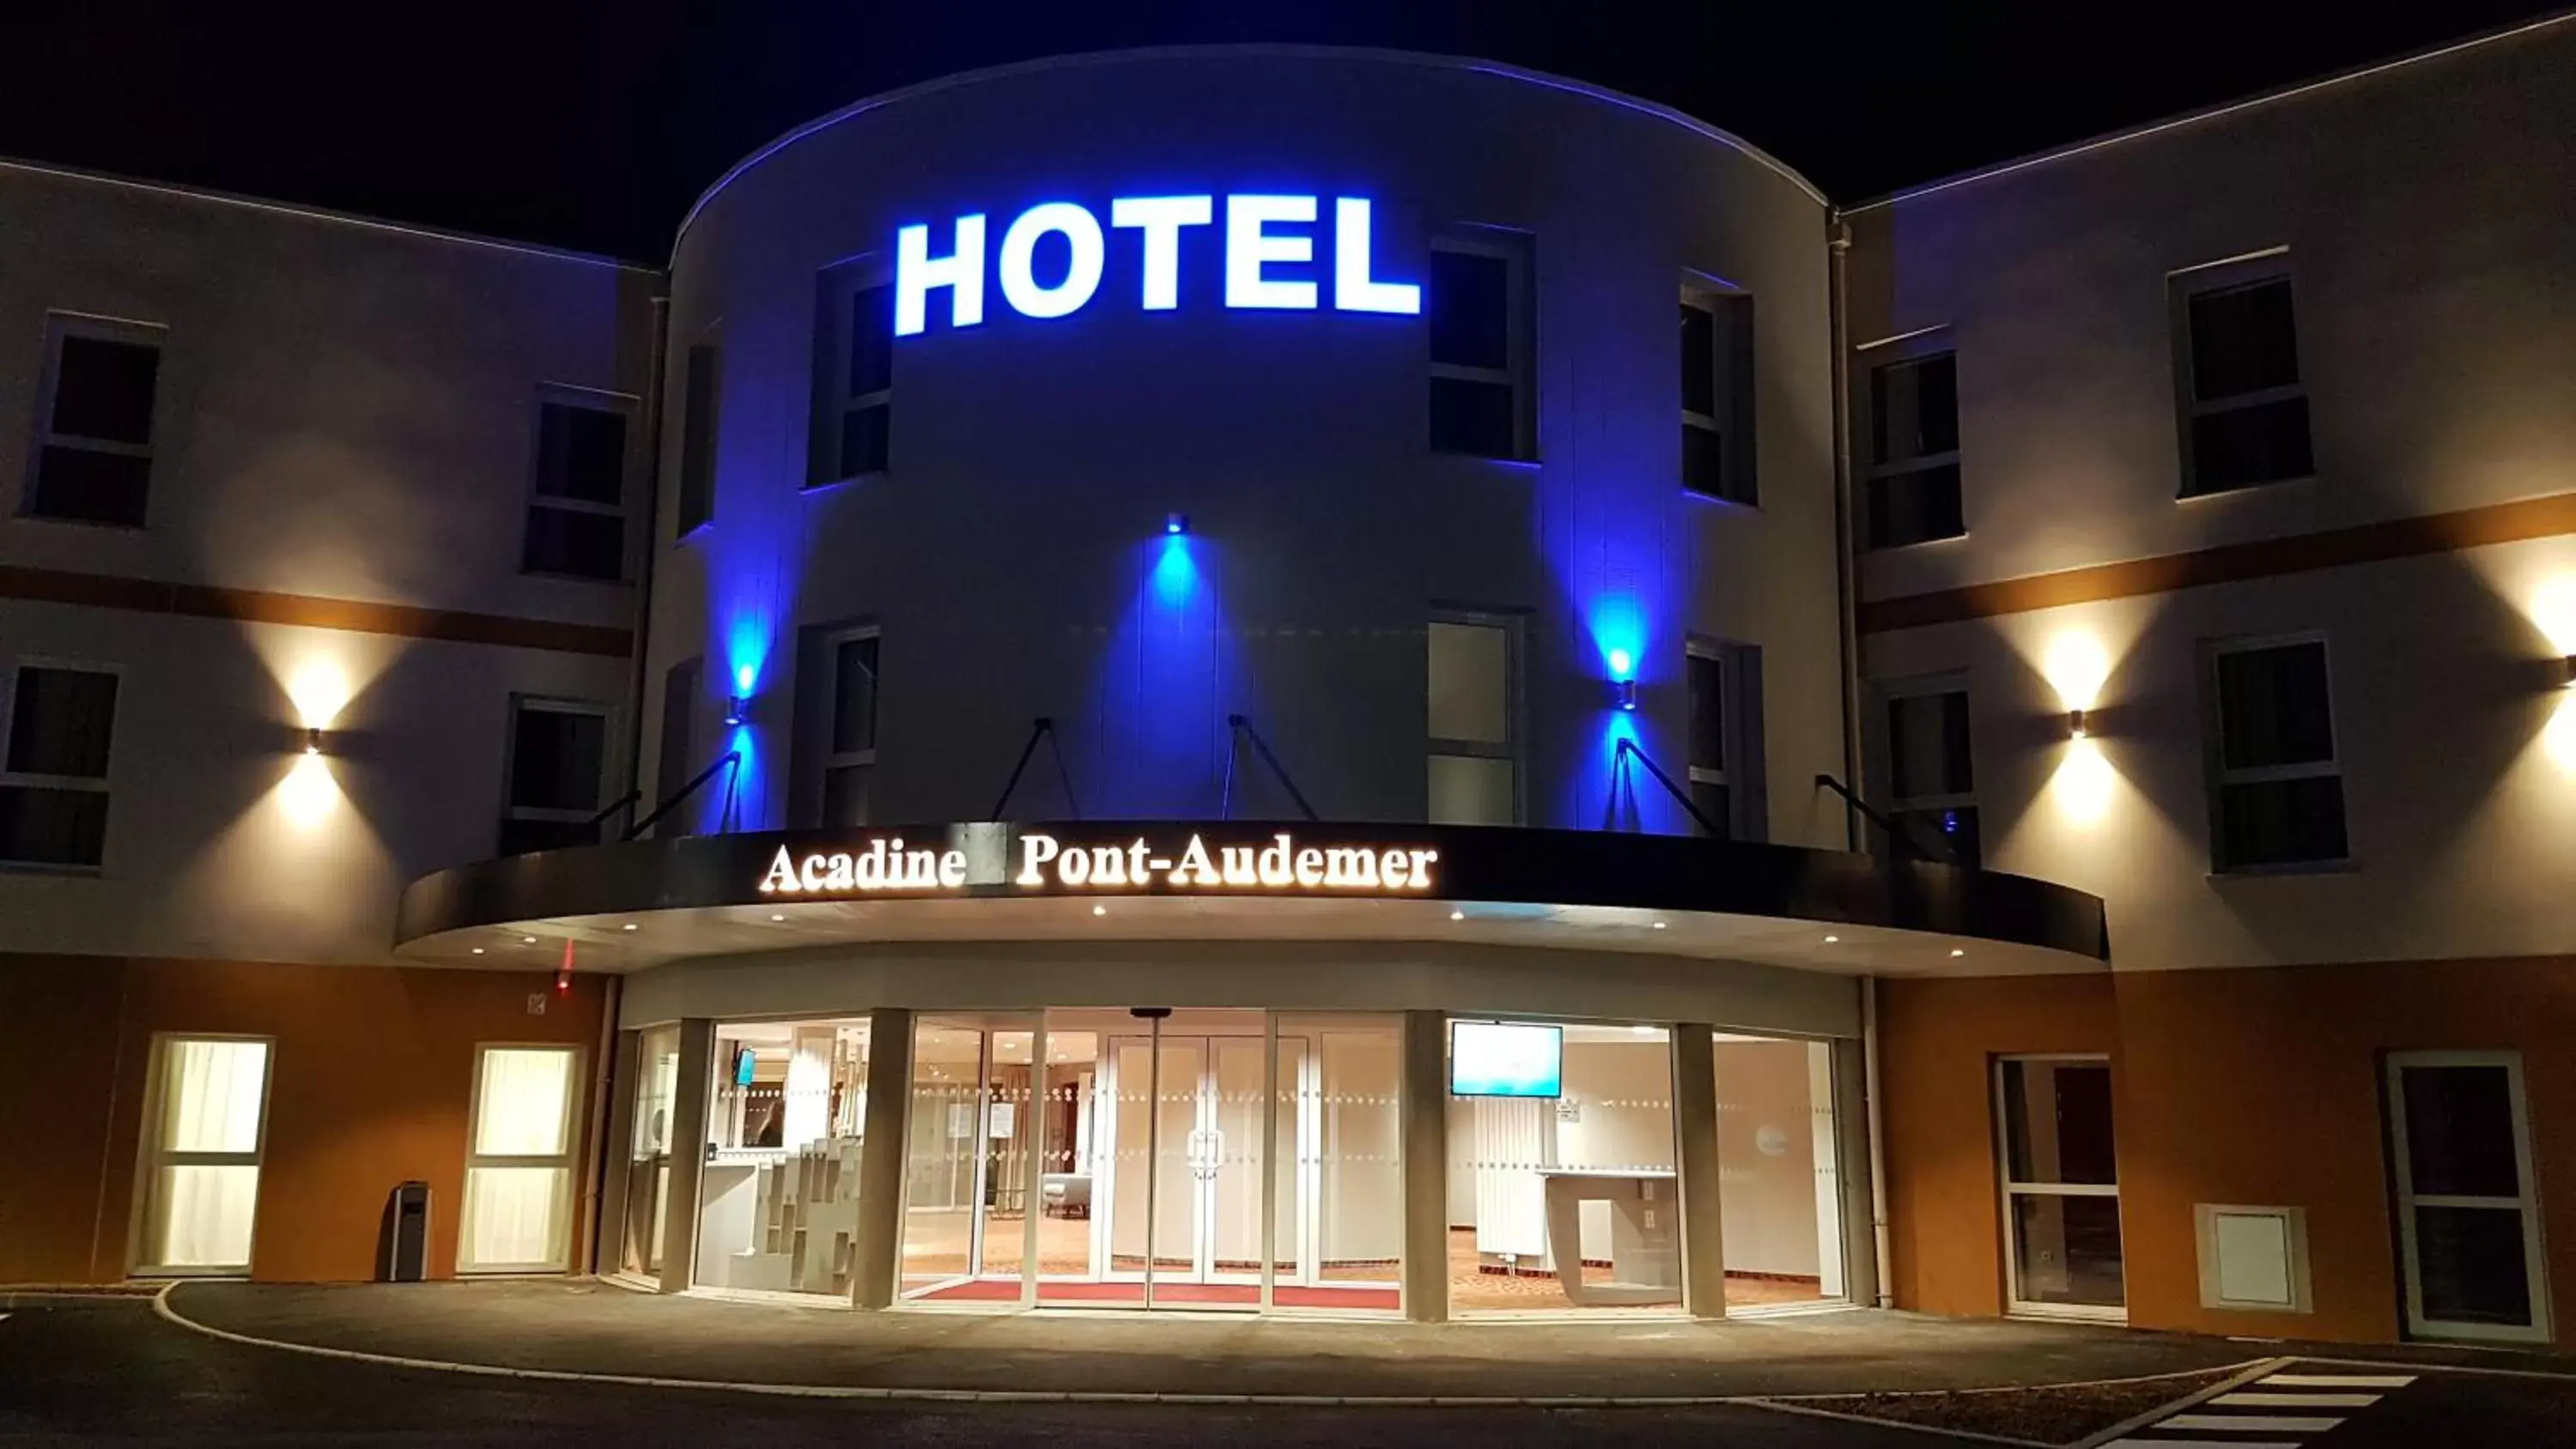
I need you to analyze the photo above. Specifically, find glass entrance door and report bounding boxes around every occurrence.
[1116,1033,1268,1304]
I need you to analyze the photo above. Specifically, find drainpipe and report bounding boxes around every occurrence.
[580,973,623,1275]
[1827,213,1862,852]
[1862,973,1894,1308]
[618,293,673,820]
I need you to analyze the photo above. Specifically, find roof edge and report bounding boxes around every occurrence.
[672,42,1828,258]
[0,155,662,274]
[1841,6,2576,215]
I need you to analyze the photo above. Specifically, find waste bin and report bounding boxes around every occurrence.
[381,1181,430,1282]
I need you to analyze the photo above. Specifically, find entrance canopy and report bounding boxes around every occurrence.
[393,820,2108,978]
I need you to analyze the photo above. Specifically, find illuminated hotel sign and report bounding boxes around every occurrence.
[895,195,1421,336]
[756,828,1439,897]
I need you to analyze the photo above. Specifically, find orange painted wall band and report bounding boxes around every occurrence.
[0,563,633,658]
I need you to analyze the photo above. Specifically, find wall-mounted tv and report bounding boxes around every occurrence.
[732,1046,757,1088]
[1449,1020,1564,1099]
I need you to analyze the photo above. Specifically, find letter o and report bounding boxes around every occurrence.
[999,203,1106,320]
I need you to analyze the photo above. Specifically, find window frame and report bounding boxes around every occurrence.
[2203,631,2348,874]
[1427,227,1537,464]
[0,657,122,873]
[1993,1052,2126,1324]
[1685,637,1765,840]
[818,624,882,828]
[2384,1048,2554,1345]
[2171,251,2312,500]
[499,694,614,854]
[519,383,638,584]
[1678,274,1756,507]
[1425,607,1523,826]
[459,1041,586,1275]
[23,312,167,529]
[671,341,720,543]
[1860,339,1965,549]
[129,1031,275,1277]
[810,256,894,491]
[1875,672,1978,867]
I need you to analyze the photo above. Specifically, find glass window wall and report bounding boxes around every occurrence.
[694,1018,871,1296]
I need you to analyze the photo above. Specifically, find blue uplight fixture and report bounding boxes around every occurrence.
[1606,647,1637,711]
[1165,512,1189,537]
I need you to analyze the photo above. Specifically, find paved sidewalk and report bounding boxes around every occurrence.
[166,1279,2275,1400]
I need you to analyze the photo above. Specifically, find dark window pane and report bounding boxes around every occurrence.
[521,505,623,580]
[509,707,605,812]
[2412,1205,2535,1327]
[8,667,118,778]
[535,403,626,506]
[2218,643,2334,768]
[1690,779,1730,839]
[1428,251,1508,370]
[1431,377,1515,458]
[2002,1060,2117,1185]
[30,446,151,526]
[1888,690,1973,800]
[655,658,702,837]
[832,636,878,755]
[1893,804,1979,867]
[1687,653,1725,772]
[2190,278,2300,401]
[1682,424,1728,500]
[1679,302,1716,417]
[2218,776,2348,868]
[52,335,160,445]
[2189,396,2313,495]
[499,815,598,858]
[1868,464,1965,549]
[837,403,890,480]
[849,285,894,397]
[2403,1065,2522,1199]
[2011,1193,2126,1308]
[675,345,717,537]
[1872,354,1958,464]
[823,764,872,828]
[0,785,109,867]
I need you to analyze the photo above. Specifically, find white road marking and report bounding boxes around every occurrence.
[2213,1391,2382,1407]
[2258,1372,2416,1388]
[2161,1413,2345,1433]
[2102,1440,2302,1449]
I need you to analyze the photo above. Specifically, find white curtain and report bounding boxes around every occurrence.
[156,1165,259,1268]
[462,1047,575,1270]
[473,1048,573,1156]
[163,1040,268,1154]
[150,1039,270,1269]
[463,1167,569,1270]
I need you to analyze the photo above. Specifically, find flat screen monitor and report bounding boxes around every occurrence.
[732,1046,757,1088]
[1449,1020,1563,1098]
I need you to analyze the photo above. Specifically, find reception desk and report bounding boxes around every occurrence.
[1540,1169,1682,1307]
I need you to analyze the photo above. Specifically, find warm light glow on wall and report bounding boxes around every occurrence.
[276,752,340,828]
[2532,577,2576,657]
[285,660,355,731]
[2545,693,2576,771]
[2042,633,2111,713]
[2050,737,2118,828]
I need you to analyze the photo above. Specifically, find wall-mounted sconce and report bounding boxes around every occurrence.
[304,727,325,755]
[1613,678,1638,712]
[2069,707,2088,739]
[1606,648,1637,710]
[724,695,750,727]
[1165,512,1189,537]
[2560,656,2575,689]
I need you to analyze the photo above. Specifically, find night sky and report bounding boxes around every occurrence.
[1,1,2559,261]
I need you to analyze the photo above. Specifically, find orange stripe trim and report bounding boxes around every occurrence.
[0,563,632,658]
[1859,490,2576,634]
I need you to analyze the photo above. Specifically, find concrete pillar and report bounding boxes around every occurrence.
[1832,1035,1882,1307]
[1400,1009,1450,1323]
[1671,1022,1728,1319]
[656,1017,714,1293]
[852,1006,915,1310]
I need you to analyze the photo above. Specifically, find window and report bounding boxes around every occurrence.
[811,264,893,487]
[1,664,118,870]
[1882,680,1978,867]
[819,628,879,828]
[134,1035,271,1275]
[1680,286,1755,505]
[1996,1056,2124,1319]
[1686,640,1765,839]
[27,315,164,527]
[461,1045,581,1273]
[2177,270,2312,497]
[522,391,631,580]
[1427,613,1518,824]
[673,343,719,538]
[501,698,608,856]
[1867,352,1964,547]
[2385,1051,2553,1343]
[2207,637,2346,870]
[1428,232,1532,461]
[653,657,702,837]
